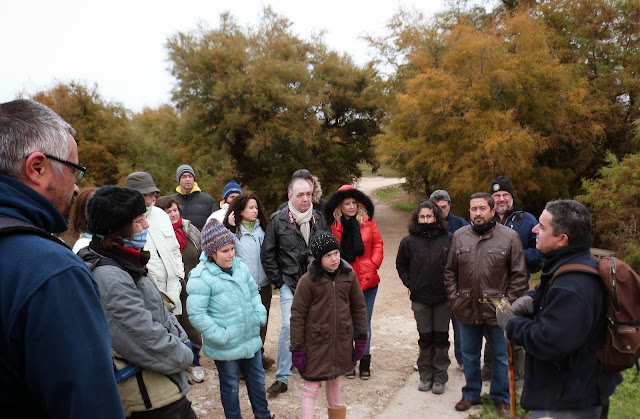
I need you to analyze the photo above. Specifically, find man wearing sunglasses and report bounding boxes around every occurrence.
[0,100,123,418]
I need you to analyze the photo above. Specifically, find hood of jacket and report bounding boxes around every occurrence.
[307,258,353,282]
[323,187,374,224]
[0,173,68,233]
[175,182,203,195]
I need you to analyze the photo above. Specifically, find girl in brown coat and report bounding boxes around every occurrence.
[290,232,368,418]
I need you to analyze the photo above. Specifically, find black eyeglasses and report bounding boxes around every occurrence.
[44,154,87,182]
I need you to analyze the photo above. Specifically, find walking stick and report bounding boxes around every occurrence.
[496,298,517,418]
[507,339,516,418]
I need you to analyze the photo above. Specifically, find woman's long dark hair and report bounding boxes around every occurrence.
[408,200,448,235]
[224,193,268,233]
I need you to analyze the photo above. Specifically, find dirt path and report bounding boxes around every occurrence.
[188,177,484,418]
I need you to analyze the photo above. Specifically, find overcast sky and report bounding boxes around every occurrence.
[1,0,445,112]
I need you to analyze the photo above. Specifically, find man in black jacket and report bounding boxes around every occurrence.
[496,200,622,418]
[172,164,219,230]
[261,178,328,397]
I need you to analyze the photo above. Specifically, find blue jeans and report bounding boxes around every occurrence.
[459,323,509,405]
[275,283,293,383]
[363,286,378,355]
[451,313,462,365]
[214,351,271,419]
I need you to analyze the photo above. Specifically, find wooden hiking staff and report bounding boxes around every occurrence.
[507,339,516,418]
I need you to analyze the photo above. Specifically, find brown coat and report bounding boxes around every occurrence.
[443,223,527,326]
[290,260,368,381]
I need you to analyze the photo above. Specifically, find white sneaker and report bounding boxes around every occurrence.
[187,366,205,383]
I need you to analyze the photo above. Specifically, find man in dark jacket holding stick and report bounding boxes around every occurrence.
[496,200,622,418]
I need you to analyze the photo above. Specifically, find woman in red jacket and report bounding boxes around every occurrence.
[324,185,384,379]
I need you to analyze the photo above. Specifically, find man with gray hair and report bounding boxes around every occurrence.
[496,200,622,418]
[0,100,123,417]
[261,177,328,397]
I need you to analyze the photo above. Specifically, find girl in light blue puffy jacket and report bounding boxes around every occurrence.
[187,219,271,419]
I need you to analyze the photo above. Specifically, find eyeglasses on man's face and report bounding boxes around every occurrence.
[44,154,87,182]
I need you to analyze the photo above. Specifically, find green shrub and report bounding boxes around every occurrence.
[578,152,640,272]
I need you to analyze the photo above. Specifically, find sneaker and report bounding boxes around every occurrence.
[345,369,356,379]
[432,382,445,394]
[418,379,433,392]
[266,381,288,398]
[455,397,480,412]
[413,364,419,371]
[494,400,510,416]
[190,366,205,383]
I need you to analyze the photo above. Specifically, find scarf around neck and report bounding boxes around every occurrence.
[288,202,313,245]
[340,215,365,262]
[172,217,187,251]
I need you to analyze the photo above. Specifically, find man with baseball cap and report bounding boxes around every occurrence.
[126,171,185,317]
[172,164,219,230]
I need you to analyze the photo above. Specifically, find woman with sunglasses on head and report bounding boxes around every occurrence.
[156,195,205,384]
[324,184,383,380]
[223,192,275,371]
[78,186,198,419]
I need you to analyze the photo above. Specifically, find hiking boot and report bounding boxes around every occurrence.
[359,354,371,380]
[455,397,480,411]
[418,379,433,392]
[345,369,356,379]
[262,355,275,371]
[432,382,445,394]
[266,381,288,398]
[494,401,510,416]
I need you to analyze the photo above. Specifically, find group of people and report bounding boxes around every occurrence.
[0,98,622,419]
[396,180,622,418]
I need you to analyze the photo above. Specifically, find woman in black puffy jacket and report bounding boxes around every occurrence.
[396,200,452,395]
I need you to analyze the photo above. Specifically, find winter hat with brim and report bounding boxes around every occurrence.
[310,232,340,261]
[430,189,451,202]
[223,180,242,202]
[202,218,235,257]
[176,164,196,182]
[125,171,160,195]
[87,186,146,235]
[490,176,515,197]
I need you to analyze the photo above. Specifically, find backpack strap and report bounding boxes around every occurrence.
[549,263,599,287]
[0,216,69,248]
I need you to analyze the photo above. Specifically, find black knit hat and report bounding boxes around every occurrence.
[490,176,515,197]
[310,232,340,260]
[87,186,147,235]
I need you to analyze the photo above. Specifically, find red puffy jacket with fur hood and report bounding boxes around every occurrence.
[324,185,383,291]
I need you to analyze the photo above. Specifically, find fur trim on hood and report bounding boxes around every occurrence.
[323,186,375,224]
[307,259,353,282]
[311,175,323,204]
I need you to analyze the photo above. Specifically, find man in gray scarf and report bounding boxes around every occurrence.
[261,178,328,397]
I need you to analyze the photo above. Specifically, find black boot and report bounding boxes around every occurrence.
[359,355,371,380]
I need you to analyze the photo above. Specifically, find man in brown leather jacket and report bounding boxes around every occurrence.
[443,192,526,415]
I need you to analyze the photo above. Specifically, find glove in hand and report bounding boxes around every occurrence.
[352,339,367,361]
[511,295,534,316]
[291,349,307,373]
[185,342,201,366]
[496,303,515,330]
